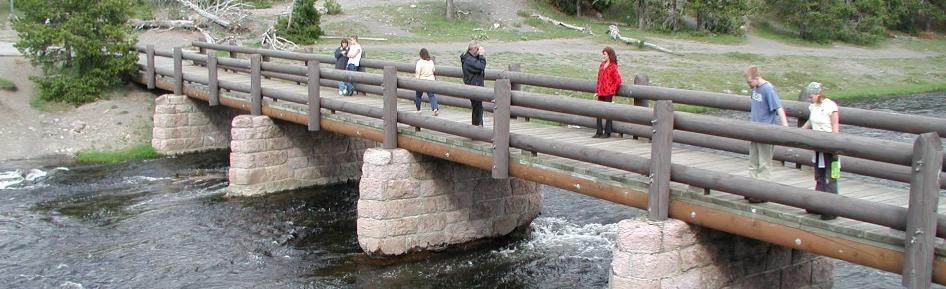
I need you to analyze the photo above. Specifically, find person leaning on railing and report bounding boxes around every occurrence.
[800,82,840,220]
[593,46,622,139]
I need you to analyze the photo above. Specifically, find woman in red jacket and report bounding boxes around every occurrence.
[593,47,622,138]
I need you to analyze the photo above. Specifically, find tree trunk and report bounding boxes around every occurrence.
[576,0,581,17]
[638,0,647,30]
[446,0,455,21]
[669,0,678,32]
[175,0,231,28]
[128,19,196,30]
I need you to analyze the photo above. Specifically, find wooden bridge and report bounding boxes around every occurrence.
[133,43,946,287]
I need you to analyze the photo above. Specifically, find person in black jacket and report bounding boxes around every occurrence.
[334,39,349,96]
[460,41,487,126]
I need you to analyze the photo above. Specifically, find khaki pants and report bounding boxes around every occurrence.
[749,142,774,180]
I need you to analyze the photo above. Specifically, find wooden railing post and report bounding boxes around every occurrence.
[507,64,524,121]
[493,79,511,179]
[795,90,810,169]
[207,51,219,106]
[307,60,321,131]
[633,74,650,140]
[173,47,183,95]
[647,100,674,221]
[250,54,262,115]
[903,132,944,289]
[383,66,398,149]
[146,44,155,89]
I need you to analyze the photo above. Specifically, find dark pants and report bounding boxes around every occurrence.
[814,152,839,194]
[471,100,484,126]
[595,95,613,135]
[415,90,439,111]
[344,63,359,95]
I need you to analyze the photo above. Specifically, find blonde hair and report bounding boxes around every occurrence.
[746,65,760,79]
[467,41,480,53]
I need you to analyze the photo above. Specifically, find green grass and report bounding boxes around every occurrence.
[830,82,946,100]
[360,1,588,43]
[750,20,832,48]
[901,36,946,52]
[322,21,370,38]
[0,78,16,91]
[74,143,159,164]
[130,0,154,20]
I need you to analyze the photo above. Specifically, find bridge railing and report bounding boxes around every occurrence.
[135,45,944,286]
[173,42,946,190]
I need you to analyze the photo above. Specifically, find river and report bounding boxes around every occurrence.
[0,92,943,288]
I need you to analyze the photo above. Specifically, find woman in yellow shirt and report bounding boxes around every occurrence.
[414,48,439,116]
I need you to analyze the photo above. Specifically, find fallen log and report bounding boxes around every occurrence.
[607,25,680,56]
[531,13,593,35]
[175,0,232,28]
[128,19,196,30]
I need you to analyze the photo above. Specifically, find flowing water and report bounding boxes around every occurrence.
[0,93,943,288]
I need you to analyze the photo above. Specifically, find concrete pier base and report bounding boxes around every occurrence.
[227,115,375,197]
[152,94,232,155]
[357,148,543,255]
[609,218,834,289]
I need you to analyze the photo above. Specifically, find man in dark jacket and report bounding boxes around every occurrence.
[460,41,487,126]
[334,39,349,96]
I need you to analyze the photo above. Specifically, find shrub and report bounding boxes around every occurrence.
[769,0,888,45]
[325,0,342,15]
[688,0,749,35]
[12,0,137,104]
[550,0,613,15]
[275,0,323,44]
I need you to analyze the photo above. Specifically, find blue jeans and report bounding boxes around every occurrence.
[415,90,439,111]
[337,81,346,95]
[344,63,358,94]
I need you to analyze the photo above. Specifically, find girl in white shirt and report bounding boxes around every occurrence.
[414,48,439,115]
[800,82,840,220]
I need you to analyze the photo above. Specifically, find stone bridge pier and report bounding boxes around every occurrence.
[152,94,544,253]
[609,218,834,289]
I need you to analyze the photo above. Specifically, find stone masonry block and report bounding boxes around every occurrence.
[358,177,384,201]
[612,250,680,280]
[378,236,408,255]
[492,215,519,235]
[390,148,418,164]
[779,261,812,289]
[363,148,393,166]
[251,115,275,127]
[415,213,448,232]
[679,244,712,272]
[734,269,781,289]
[765,246,793,271]
[388,217,418,237]
[811,257,834,285]
[357,218,389,238]
[662,219,700,251]
[232,115,254,128]
[610,274,660,289]
[616,219,662,254]
[154,104,177,114]
[406,232,446,250]
[660,268,701,289]
[699,265,730,289]
[791,249,817,265]
[734,237,768,260]
[383,179,421,199]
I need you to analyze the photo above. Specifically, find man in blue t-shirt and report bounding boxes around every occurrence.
[745,65,788,203]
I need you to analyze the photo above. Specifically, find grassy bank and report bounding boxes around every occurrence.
[74,144,159,164]
[0,78,15,91]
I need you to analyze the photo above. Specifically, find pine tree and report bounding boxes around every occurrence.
[276,0,323,45]
[12,0,138,104]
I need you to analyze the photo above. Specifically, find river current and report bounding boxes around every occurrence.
[0,93,943,288]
